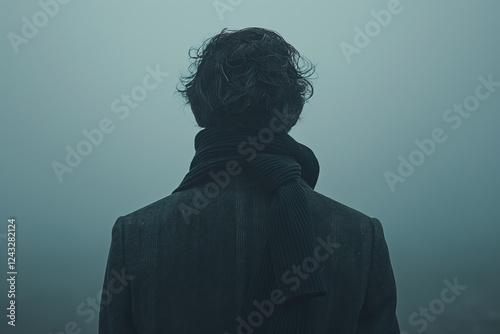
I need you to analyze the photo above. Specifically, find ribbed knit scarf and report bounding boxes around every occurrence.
[172,125,327,333]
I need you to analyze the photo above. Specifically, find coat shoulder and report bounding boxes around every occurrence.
[118,191,185,226]
[303,182,378,232]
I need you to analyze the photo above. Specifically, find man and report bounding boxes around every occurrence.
[99,27,400,334]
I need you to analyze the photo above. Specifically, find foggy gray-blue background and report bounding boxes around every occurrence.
[1,0,499,333]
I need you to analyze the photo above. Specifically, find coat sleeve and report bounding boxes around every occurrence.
[356,218,400,334]
[98,216,137,334]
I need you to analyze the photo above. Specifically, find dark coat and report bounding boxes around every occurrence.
[99,170,400,333]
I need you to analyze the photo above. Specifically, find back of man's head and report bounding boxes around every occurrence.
[177,27,316,132]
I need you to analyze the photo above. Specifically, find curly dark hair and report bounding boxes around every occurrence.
[176,27,317,132]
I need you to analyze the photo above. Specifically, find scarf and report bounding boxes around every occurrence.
[172,124,327,332]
